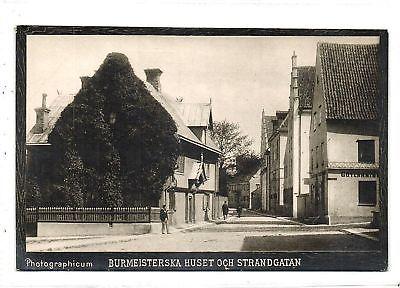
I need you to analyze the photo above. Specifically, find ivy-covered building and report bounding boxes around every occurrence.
[26,68,222,226]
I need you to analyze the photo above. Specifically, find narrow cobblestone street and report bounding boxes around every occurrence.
[26,210,380,252]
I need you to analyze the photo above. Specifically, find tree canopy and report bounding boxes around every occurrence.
[29,52,180,207]
[209,120,253,169]
[209,120,255,195]
[235,152,261,178]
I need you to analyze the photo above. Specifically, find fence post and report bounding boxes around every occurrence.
[35,206,39,223]
[148,207,151,223]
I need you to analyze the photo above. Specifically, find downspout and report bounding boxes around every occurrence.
[298,109,302,216]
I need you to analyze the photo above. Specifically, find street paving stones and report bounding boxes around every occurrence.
[26,211,381,252]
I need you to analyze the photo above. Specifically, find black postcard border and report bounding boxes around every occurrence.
[15,26,388,271]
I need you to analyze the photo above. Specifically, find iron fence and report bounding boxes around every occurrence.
[25,207,151,223]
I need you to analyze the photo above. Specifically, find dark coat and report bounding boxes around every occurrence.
[160,208,168,221]
[222,203,229,215]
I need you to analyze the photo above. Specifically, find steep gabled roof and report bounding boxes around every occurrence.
[268,110,288,141]
[298,66,315,110]
[204,131,220,152]
[145,83,221,154]
[162,95,219,151]
[278,113,288,131]
[318,42,379,120]
[175,102,212,127]
[26,92,75,144]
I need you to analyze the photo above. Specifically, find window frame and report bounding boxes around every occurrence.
[175,155,185,174]
[358,181,377,206]
[357,140,375,164]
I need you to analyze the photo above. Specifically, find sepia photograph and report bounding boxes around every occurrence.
[16,27,388,271]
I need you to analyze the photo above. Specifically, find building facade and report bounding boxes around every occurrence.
[249,169,261,210]
[227,180,250,208]
[260,111,276,211]
[150,73,222,225]
[267,111,288,215]
[309,43,380,224]
[283,53,315,219]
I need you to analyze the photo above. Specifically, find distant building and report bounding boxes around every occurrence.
[260,111,276,211]
[309,43,380,224]
[249,169,261,210]
[267,111,288,215]
[227,180,250,208]
[283,52,315,219]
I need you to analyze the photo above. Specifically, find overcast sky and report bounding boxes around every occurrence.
[27,35,379,153]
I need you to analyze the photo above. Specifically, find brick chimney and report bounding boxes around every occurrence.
[144,68,163,92]
[33,93,50,134]
[80,76,90,89]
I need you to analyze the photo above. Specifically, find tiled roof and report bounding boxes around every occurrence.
[298,66,315,110]
[273,111,288,131]
[318,43,379,120]
[26,92,75,144]
[204,131,220,151]
[146,84,221,154]
[175,102,212,127]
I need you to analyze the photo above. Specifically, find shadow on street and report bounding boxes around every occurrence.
[241,233,380,252]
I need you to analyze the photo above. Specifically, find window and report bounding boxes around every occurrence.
[315,146,319,168]
[358,140,375,163]
[175,155,185,173]
[358,181,377,206]
[169,192,176,210]
[205,163,210,177]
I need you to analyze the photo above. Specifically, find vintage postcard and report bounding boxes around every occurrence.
[15,27,388,271]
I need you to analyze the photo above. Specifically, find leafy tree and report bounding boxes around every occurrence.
[42,52,180,207]
[25,174,41,208]
[235,152,261,177]
[210,120,254,195]
[210,120,253,169]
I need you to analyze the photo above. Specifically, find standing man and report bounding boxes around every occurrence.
[160,204,169,234]
[237,205,242,218]
[222,201,229,220]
